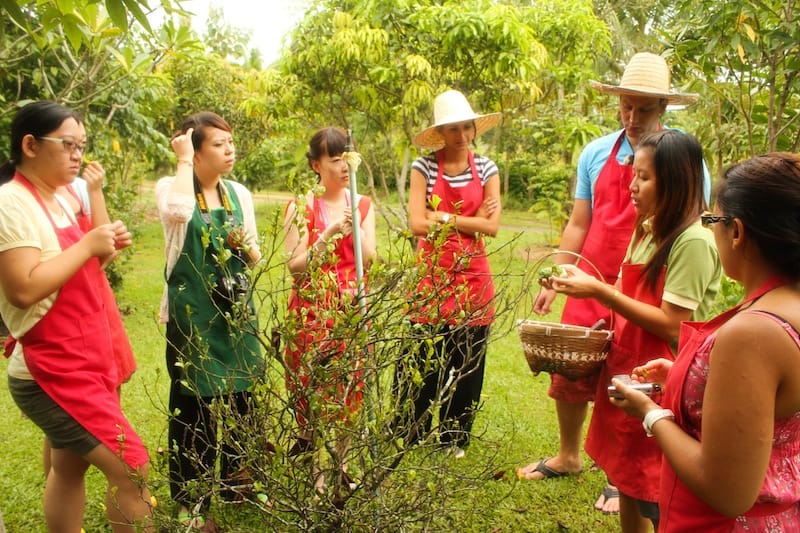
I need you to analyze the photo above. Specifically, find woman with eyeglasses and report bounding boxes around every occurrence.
[612,152,800,531]
[0,100,152,531]
[540,130,721,532]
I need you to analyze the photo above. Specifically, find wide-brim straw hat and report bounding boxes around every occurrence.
[413,89,502,151]
[589,52,699,106]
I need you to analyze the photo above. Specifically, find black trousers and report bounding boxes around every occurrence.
[166,341,251,509]
[396,323,490,448]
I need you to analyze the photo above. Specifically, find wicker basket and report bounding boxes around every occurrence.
[518,319,612,380]
[519,250,613,381]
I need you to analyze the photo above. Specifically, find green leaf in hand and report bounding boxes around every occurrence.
[538,265,567,280]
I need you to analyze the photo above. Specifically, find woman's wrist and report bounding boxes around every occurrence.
[177,158,193,168]
[312,237,327,254]
[603,286,620,308]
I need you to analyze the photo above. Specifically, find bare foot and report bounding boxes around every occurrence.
[594,484,620,514]
[516,456,582,480]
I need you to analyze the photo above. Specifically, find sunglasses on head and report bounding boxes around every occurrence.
[700,212,733,227]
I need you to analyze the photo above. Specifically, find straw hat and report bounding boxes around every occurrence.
[413,89,502,151]
[589,52,698,106]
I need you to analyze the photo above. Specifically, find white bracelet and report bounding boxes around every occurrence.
[643,408,674,437]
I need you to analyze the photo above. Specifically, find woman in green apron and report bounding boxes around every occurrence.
[156,112,263,529]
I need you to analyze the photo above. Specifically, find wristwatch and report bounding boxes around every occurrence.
[441,213,450,224]
[643,408,674,437]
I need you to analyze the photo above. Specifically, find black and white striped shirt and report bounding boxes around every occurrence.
[412,153,499,197]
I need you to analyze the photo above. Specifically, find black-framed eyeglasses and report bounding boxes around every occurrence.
[37,136,88,154]
[700,212,733,227]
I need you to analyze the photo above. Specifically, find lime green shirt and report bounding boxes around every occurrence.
[627,221,721,321]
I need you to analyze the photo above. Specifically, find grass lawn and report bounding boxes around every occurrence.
[0,186,619,532]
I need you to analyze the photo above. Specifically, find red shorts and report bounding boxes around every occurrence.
[548,371,599,403]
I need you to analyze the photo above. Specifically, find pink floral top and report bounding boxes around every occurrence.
[683,310,800,530]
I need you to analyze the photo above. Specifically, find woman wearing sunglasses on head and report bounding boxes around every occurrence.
[612,153,800,531]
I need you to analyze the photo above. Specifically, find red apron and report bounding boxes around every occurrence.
[561,131,636,328]
[13,173,147,469]
[64,184,136,386]
[585,260,673,502]
[285,194,371,425]
[412,150,495,326]
[659,276,792,532]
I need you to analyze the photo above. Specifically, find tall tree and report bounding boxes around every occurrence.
[666,0,800,173]
[281,0,548,217]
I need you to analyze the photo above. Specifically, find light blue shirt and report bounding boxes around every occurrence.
[70,177,90,210]
[574,128,711,207]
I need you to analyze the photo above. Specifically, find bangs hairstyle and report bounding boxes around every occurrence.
[306,127,348,173]
[635,130,706,289]
[1,101,83,183]
[717,153,800,281]
[178,111,232,152]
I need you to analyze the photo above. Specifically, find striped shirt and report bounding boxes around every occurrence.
[412,153,499,197]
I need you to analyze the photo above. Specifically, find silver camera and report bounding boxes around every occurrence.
[607,382,662,399]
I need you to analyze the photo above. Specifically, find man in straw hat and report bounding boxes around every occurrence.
[518,52,709,520]
[395,89,502,459]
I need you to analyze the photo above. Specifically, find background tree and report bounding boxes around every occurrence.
[281,0,548,226]
[0,0,198,287]
[499,0,611,233]
[666,0,800,175]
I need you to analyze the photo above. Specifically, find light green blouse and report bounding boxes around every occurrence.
[626,221,721,321]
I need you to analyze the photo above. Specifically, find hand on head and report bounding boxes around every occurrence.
[170,127,195,161]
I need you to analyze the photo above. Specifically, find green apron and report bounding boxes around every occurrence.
[166,180,263,397]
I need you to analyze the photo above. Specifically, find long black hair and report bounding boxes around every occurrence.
[634,130,706,289]
[0,101,83,184]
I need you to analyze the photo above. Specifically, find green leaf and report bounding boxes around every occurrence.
[61,16,84,52]
[121,0,153,34]
[104,0,128,33]
[0,0,29,29]
[105,44,130,71]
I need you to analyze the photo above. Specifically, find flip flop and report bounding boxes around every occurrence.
[594,484,620,514]
[516,457,580,480]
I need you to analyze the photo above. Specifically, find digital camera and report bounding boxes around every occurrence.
[212,270,251,308]
[607,382,662,399]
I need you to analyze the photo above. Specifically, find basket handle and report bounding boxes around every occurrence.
[542,249,608,284]
[530,249,615,330]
